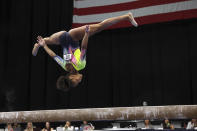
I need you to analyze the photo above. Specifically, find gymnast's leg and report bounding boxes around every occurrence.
[69,12,137,41]
[32,31,65,56]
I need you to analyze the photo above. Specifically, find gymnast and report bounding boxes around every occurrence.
[32,12,138,91]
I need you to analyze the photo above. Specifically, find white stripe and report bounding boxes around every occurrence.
[74,0,137,8]
[73,0,197,23]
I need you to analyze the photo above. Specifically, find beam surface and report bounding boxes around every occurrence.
[0,105,197,123]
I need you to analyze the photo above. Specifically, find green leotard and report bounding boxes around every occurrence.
[53,48,86,71]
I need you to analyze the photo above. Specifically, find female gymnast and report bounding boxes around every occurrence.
[32,12,138,91]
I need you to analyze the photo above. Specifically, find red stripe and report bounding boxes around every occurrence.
[74,0,187,16]
[72,9,197,29]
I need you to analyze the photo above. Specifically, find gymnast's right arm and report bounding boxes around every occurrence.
[43,45,67,71]
[37,36,67,71]
[43,45,56,58]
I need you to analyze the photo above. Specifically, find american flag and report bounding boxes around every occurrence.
[72,0,197,29]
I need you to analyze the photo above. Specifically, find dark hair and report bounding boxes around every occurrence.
[57,73,83,91]
[56,75,70,92]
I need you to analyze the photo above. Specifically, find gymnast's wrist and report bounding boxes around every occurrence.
[85,32,89,36]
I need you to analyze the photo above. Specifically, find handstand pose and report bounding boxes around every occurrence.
[33,12,138,91]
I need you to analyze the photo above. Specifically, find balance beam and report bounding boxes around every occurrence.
[0,105,196,123]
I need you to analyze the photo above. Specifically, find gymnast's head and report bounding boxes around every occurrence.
[56,73,82,91]
[56,64,83,91]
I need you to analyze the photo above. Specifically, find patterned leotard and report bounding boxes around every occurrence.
[53,31,86,71]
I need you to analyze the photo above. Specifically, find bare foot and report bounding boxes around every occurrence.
[128,12,138,27]
[32,43,40,56]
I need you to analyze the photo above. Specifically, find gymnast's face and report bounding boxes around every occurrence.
[68,73,82,87]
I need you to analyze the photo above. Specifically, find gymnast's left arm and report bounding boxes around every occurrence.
[80,49,86,61]
[81,25,89,50]
[80,25,89,61]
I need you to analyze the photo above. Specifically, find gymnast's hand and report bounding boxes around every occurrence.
[37,36,46,47]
